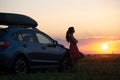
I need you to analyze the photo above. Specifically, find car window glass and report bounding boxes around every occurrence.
[11,32,23,41]
[21,30,37,43]
[36,32,53,44]
[11,30,37,42]
[17,33,23,41]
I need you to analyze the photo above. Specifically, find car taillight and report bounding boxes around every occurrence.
[0,41,10,48]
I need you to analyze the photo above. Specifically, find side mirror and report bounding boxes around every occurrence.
[53,40,58,46]
[48,40,58,47]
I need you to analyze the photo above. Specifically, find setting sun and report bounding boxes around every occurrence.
[102,43,109,50]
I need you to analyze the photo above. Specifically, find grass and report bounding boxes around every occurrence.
[0,55,120,80]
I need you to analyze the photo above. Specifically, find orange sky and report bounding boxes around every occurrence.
[0,0,120,54]
[77,38,120,54]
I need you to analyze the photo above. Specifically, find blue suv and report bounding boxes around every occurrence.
[0,13,70,74]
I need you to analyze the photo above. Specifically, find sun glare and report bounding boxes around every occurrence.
[102,43,108,50]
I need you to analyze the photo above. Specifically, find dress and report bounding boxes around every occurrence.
[69,42,84,60]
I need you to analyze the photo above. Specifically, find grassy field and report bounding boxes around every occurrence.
[0,55,120,80]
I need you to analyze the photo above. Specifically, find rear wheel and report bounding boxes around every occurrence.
[13,57,28,74]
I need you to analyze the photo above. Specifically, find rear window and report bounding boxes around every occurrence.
[0,29,6,38]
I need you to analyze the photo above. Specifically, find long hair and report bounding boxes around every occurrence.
[66,27,74,42]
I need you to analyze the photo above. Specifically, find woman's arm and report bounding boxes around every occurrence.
[69,34,78,43]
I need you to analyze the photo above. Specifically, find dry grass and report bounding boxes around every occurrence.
[0,55,120,80]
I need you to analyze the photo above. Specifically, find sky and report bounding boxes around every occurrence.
[0,0,120,54]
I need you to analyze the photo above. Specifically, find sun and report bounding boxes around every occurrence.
[102,43,108,50]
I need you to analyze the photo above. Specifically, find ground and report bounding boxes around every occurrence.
[0,55,120,80]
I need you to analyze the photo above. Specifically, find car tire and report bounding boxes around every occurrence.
[13,56,28,74]
[58,56,71,72]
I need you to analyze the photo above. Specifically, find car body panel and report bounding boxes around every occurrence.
[0,13,69,71]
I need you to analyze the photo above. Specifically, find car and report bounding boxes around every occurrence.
[0,13,70,74]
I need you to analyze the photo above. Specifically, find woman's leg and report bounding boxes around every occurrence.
[71,59,78,72]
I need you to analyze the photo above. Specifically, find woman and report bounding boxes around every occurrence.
[66,27,84,71]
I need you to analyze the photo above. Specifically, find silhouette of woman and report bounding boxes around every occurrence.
[66,27,84,71]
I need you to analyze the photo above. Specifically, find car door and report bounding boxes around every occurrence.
[19,30,44,66]
[35,31,60,65]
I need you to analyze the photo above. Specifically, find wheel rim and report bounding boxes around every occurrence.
[14,58,27,74]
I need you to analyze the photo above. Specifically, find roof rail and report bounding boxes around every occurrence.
[8,25,36,29]
[0,13,38,28]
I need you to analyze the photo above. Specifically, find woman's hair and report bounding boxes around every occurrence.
[66,27,75,42]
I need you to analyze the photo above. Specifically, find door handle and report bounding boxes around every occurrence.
[23,44,27,48]
[42,47,46,50]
